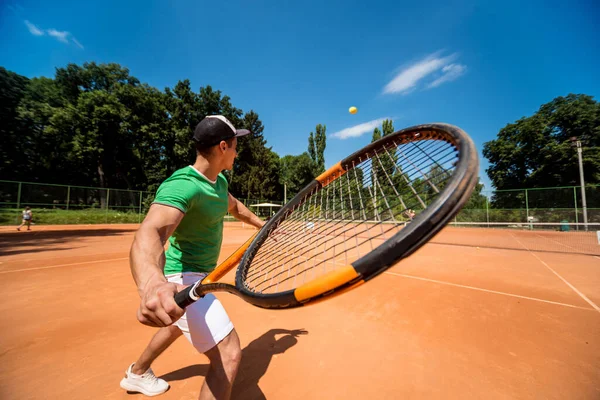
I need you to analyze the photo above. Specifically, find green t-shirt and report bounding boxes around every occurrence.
[152,166,229,274]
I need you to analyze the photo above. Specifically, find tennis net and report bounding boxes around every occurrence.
[430,222,600,256]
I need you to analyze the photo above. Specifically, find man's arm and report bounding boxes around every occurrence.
[227,193,265,230]
[130,203,186,327]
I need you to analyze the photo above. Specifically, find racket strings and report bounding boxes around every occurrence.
[244,137,459,293]
[249,139,455,273]
[245,140,456,289]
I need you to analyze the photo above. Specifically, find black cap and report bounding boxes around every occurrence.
[193,115,251,148]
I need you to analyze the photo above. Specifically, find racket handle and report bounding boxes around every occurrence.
[174,281,201,309]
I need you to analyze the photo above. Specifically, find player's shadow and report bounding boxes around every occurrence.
[0,228,136,257]
[159,328,308,399]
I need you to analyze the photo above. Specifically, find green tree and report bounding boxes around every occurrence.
[48,63,145,192]
[370,120,411,218]
[455,180,489,221]
[228,111,280,200]
[308,124,326,175]
[16,77,72,183]
[0,67,30,179]
[162,80,202,175]
[280,153,315,200]
[382,119,394,137]
[54,62,140,102]
[372,127,382,142]
[0,61,302,207]
[483,93,600,209]
[116,83,170,191]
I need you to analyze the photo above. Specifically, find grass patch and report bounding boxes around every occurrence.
[0,208,145,225]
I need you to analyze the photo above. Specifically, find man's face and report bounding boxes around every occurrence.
[223,137,238,170]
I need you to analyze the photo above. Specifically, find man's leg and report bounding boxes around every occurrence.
[199,329,242,400]
[168,273,239,399]
[120,325,181,396]
[132,325,182,374]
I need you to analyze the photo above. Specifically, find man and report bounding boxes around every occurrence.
[17,206,33,231]
[120,115,265,398]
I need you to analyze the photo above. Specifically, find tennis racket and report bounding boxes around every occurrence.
[175,123,478,309]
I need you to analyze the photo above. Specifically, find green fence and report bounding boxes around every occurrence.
[456,185,600,224]
[0,180,284,225]
[1,180,597,226]
[0,180,155,225]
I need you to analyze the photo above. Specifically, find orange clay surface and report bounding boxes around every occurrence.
[0,222,599,399]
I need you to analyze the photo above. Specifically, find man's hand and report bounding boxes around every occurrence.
[137,280,187,327]
[288,329,308,337]
[129,203,186,327]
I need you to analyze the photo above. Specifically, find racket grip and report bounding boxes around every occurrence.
[174,281,201,309]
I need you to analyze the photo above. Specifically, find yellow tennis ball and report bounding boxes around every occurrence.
[349,106,357,114]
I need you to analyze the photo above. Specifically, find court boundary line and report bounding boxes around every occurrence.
[506,233,600,313]
[384,271,596,311]
[0,257,129,274]
[528,252,600,313]
[509,233,600,313]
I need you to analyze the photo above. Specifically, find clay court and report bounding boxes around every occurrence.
[0,222,598,399]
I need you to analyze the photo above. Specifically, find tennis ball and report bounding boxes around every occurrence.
[349,106,357,114]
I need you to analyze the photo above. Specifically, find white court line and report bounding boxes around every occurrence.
[0,257,128,274]
[528,252,600,313]
[510,232,600,313]
[509,232,529,251]
[384,271,596,311]
[594,256,600,260]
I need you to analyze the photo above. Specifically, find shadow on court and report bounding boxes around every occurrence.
[0,228,137,257]
[159,328,308,400]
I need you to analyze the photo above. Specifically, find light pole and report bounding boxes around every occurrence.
[571,137,588,230]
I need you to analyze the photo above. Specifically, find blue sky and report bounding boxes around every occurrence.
[1,0,599,191]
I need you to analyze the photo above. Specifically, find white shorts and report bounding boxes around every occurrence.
[166,272,234,354]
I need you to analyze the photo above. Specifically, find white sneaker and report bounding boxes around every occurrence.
[120,363,169,396]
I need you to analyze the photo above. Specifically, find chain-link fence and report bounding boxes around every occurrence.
[1,180,597,226]
[0,180,155,225]
[0,180,285,225]
[456,185,600,224]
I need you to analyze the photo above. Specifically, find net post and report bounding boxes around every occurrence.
[525,189,529,224]
[576,141,588,231]
[106,188,110,223]
[486,195,490,227]
[138,191,143,223]
[66,185,70,210]
[573,186,579,230]
[16,182,22,210]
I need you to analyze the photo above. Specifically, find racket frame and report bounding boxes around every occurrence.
[176,123,478,310]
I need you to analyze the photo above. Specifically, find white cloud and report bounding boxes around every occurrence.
[72,38,84,49]
[24,20,44,36]
[23,20,84,49]
[427,64,467,88]
[47,28,70,43]
[383,51,466,94]
[330,118,392,140]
